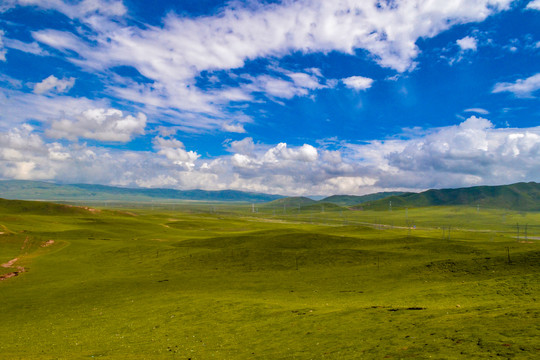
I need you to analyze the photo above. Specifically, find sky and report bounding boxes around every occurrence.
[0,0,539,196]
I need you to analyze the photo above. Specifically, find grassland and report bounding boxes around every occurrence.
[1,199,539,359]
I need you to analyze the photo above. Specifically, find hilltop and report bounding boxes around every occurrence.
[262,196,317,208]
[0,197,92,215]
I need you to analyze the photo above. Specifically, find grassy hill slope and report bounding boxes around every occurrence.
[360,182,540,211]
[322,192,408,206]
[0,197,91,215]
[262,196,317,208]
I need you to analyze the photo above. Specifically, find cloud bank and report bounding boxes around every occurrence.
[1,117,539,195]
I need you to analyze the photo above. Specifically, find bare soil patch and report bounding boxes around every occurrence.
[41,239,55,247]
[0,258,26,281]
[1,258,18,268]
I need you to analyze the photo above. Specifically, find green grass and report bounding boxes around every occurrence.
[0,200,539,359]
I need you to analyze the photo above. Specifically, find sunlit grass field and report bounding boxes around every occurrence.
[1,199,539,359]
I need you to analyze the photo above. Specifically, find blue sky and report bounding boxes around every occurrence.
[0,0,539,195]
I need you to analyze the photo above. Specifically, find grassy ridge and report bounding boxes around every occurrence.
[321,192,407,206]
[362,182,540,211]
[0,199,539,359]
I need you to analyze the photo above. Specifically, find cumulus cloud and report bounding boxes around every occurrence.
[264,143,319,163]
[222,123,246,133]
[492,73,540,97]
[526,0,540,10]
[0,124,63,179]
[342,76,374,91]
[1,117,539,195]
[382,116,540,188]
[457,36,478,51]
[46,108,147,142]
[228,137,256,155]
[220,117,540,194]
[153,137,200,170]
[33,75,75,95]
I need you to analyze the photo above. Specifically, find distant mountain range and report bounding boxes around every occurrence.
[0,180,282,203]
[1,180,539,211]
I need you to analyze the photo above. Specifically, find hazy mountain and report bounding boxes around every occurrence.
[2,180,539,211]
[0,180,283,203]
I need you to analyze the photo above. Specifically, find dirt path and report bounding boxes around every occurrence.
[1,258,19,268]
[1,240,56,282]
[0,257,26,281]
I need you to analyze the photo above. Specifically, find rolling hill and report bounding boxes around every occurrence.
[321,192,407,206]
[262,196,317,208]
[358,182,540,211]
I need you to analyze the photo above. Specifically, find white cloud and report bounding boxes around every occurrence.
[457,36,478,51]
[228,137,255,155]
[4,38,47,56]
[26,0,514,130]
[464,108,490,115]
[1,0,126,19]
[263,143,319,163]
[152,137,199,170]
[0,124,61,179]
[342,76,374,91]
[32,29,83,52]
[288,72,324,90]
[0,88,109,128]
[382,116,540,188]
[246,75,309,99]
[526,0,540,10]
[222,123,246,133]
[242,71,327,100]
[0,30,6,61]
[69,0,514,72]
[492,73,540,97]
[34,75,75,95]
[1,117,539,195]
[46,108,147,142]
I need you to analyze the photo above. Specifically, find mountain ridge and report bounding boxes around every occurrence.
[0,180,283,203]
[1,180,539,211]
